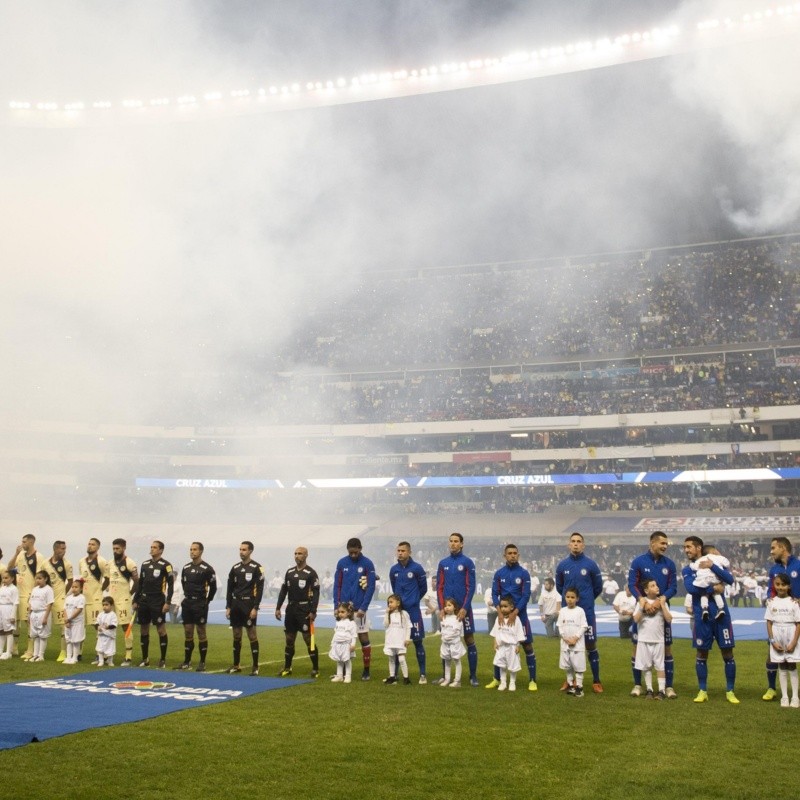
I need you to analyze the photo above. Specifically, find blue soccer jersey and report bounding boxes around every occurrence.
[628,552,677,601]
[555,554,602,613]
[333,553,376,613]
[389,558,427,611]
[768,555,800,598]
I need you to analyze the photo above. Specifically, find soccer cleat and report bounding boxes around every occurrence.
[665,687,677,699]
[330,675,343,682]
[559,680,571,692]
[508,684,517,692]
[497,683,507,692]
[157,660,167,669]
[343,676,351,683]
[403,677,411,685]
[693,690,709,703]
[418,675,427,685]
[279,668,293,677]
[630,686,642,697]
[90,657,100,666]
[566,685,576,695]
[715,609,726,621]
[573,687,584,697]
[485,679,501,689]
[31,655,45,662]
[383,676,397,685]
[250,667,259,676]
[645,690,654,700]
[726,691,740,705]
[121,659,132,667]
[528,680,538,692]
[361,671,371,682]
[469,677,480,687]
[592,682,604,694]
[195,662,206,673]
[20,652,33,661]
[449,681,460,688]
[791,697,800,709]
[57,651,66,663]
[310,670,319,678]
[701,610,710,622]
[174,663,191,671]
[105,661,114,667]
[0,653,11,661]
[763,688,777,701]
[656,691,666,701]
[226,665,242,674]
[138,659,150,668]
[780,696,790,708]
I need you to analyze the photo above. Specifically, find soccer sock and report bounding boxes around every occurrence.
[0,634,5,653]
[467,643,478,679]
[723,657,736,692]
[159,634,168,660]
[658,675,666,692]
[141,634,150,660]
[767,660,778,690]
[233,640,242,666]
[526,650,537,681]
[284,643,295,669]
[309,646,319,670]
[250,639,259,667]
[362,642,371,671]
[344,660,352,679]
[125,630,133,658]
[696,658,708,691]
[588,649,600,683]
[494,665,500,681]
[664,656,674,687]
[715,595,724,610]
[415,640,426,676]
[388,658,396,678]
[509,672,517,689]
[645,670,653,692]
[184,639,194,664]
[631,657,641,686]
[575,672,584,688]
[499,668,507,688]
[790,669,799,699]
[779,668,789,698]
[199,640,208,663]
[399,655,408,678]
[454,660,462,683]
[443,660,451,683]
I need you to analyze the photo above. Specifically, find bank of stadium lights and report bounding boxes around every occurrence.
[6,5,798,122]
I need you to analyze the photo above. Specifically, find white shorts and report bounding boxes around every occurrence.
[0,606,16,633]
[29,610,52,639]
[559,646,586,673]
[354,613,370,635]
[97,636,116,658]
[440,639,466,661]
[65,620,86,644]
[635,641,665,671]
[329,641,354,663]
[493,643,521,673]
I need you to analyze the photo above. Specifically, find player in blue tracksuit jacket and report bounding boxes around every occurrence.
[334,538,376,680]
[763,537,800,699]
[389,541,428,682]
[489,543,537,690]
[555,532,604,691]
[437,533,479,685]
[627,531,678,696]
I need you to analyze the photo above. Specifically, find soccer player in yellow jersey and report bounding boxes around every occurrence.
[9,534,47,658]
[43,540,73,662]
[108,538,139,666]
[79,538,110,636]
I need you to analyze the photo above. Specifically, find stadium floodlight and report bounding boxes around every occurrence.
[5,5,796,126]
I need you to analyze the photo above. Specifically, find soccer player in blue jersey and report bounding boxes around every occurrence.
[334,537,376,681]
[437,532,479,686]
[763,536,800,700]
[628,531,678,698]
[486,544,538,692]
[555,533,603,692]
[389,541,428,684]
[682,536,739,704]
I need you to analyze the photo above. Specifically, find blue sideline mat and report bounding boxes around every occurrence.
[0,668,309,751]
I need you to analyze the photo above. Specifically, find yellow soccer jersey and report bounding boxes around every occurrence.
[79,555,109,624]
[12,550,47,621]
[43,557,74,625]
[107,556,137,625]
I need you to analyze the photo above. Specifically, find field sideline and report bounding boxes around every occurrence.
[0,624,791,800]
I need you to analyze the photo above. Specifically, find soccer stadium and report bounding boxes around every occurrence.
[1,2,799,798]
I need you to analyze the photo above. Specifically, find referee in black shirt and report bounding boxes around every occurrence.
[275,546,320,677]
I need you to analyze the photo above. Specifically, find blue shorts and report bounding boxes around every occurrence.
[692,608,735,651]
[407,606,425,642]
[461,607,476,637]
[517,609,533,645]
[583,606,597,646]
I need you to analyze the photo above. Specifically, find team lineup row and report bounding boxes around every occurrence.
[1,532,799,703]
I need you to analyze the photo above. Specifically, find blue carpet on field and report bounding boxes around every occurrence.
[0,669,309,751]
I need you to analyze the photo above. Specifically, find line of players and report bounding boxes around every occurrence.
[1,531,799,701]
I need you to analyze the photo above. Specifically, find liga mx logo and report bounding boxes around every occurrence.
[111,680,176,691]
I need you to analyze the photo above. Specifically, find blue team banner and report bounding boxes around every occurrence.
[136,467,800,490]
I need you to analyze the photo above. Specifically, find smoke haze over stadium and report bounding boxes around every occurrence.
[0,0,798,430]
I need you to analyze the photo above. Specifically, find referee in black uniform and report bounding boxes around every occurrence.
[225,541,265,676]
[275,546,320,677]
[133,540,174,668]
[175,542,217,672]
